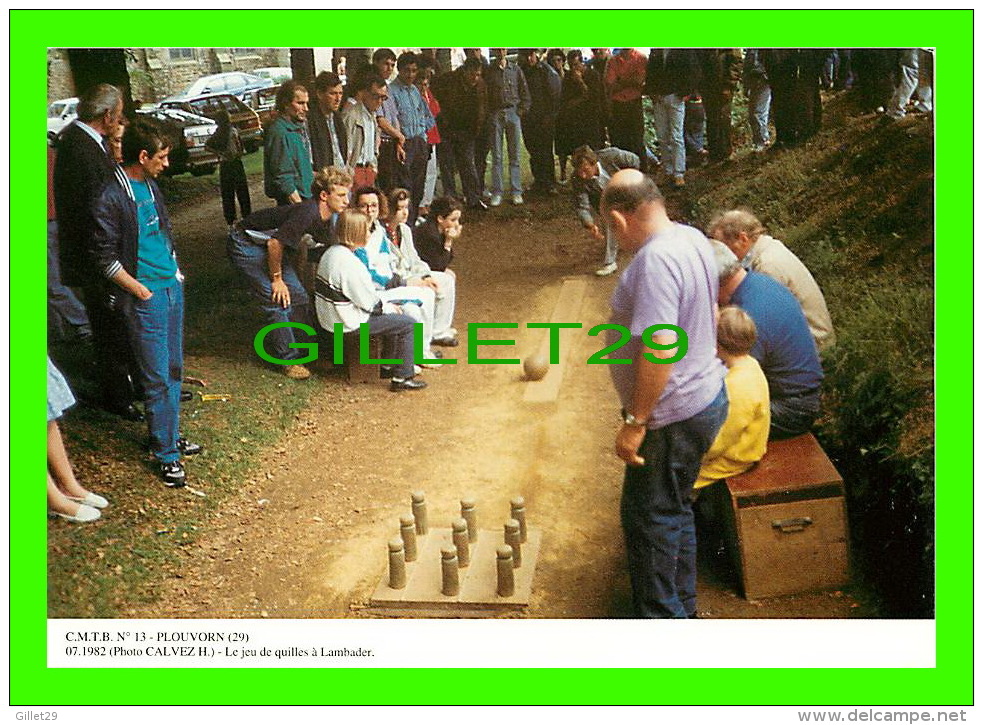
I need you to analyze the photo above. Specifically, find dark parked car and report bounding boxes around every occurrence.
[159,93,263,152]
[136,107,219,176]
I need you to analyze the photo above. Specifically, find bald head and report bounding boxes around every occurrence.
[601,169,663,215]
[601,170,670,253]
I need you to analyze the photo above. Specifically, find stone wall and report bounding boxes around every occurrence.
[48,47,291,103]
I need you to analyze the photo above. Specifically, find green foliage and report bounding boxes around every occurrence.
[691,93,935,616]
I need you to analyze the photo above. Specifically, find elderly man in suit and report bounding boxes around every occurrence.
[53,82,144,421]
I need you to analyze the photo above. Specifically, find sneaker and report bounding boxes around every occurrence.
[390,377,428,392]
[673,174,686,187]
[595,262,618,277]
[481,190,492,202]
[489,194,503,207]
[283,364,311,380]
[512,193,524,205]
[753,143,768,153]
[177,437,203,456]
[160,461,186,488]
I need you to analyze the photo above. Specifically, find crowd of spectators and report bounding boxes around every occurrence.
[46,43,929,606]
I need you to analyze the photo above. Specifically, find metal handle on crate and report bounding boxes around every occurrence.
[772,516,813,533]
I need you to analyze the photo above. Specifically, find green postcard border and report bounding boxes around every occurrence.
[13,8,972,706]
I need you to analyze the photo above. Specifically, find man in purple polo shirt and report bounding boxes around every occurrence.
[602,169,728,618]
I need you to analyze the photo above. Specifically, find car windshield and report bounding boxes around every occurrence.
[48,101,74,118]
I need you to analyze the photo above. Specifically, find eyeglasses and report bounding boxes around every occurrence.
[359,202,379,210]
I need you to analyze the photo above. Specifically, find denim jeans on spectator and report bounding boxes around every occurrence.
[886,49,920,119]
[489,107,523,195]
[366,312,417,379]
[120,277,184,464]
[228,231,310,363]
[652,93,686,176]
[683,97,706,155]
[47,220,91,339]
[621,385,729,618]
[746,77,772,147]
[397,135,430,224]
[769,388,821,440]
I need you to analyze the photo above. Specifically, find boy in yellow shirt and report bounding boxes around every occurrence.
[696,306,771,488]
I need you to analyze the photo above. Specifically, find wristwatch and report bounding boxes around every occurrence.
[622,411,647,427]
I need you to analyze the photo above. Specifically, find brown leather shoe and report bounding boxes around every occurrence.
[283,364,311,380]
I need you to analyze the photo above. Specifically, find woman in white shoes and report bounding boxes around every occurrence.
[47,357,109,523]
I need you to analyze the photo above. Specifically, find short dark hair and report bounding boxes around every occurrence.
[275,80,307,112]
[121,117,169,166]
[431,195,463,221]
[396,52,418,71]
[387,187,410,218]
[353,71,386,94]
[571,145,598,168]
[313,71,343,93]
[353,185,387,218]
[372,48,397,64]
[566,49,583,66]
[461,57,483,74]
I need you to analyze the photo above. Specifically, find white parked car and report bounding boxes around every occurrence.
[47,97,78,141]
[252,67,293,84]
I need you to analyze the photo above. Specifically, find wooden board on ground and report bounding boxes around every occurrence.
[369,527,542,612]
[523,277,588,404]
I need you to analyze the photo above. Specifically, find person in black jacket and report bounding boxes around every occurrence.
[697,48,743,162]
[432,58,488,209]
[415,196,463,273]
[53,83,144,421]
[308,70,349,172]
[518,49,562,195]
[205,109,251,226]
[92,119,201,488]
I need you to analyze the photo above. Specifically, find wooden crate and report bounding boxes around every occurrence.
[720,433,849,600]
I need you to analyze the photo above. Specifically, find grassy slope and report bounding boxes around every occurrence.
[681,92,934,617]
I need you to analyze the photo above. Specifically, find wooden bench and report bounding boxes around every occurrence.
[341,332,383,384]
[709,433,849,600]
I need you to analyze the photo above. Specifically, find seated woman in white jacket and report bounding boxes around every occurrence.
[314,210,427,392]
[351,186,443,363]
[384,187,458,346]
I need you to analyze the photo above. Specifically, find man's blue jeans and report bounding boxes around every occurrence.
[228,231,310,363]
[652,93,686,176]
[488,107,523,195]
[747,78,772,147]
[120,278,184,464]
[621,385,729,618]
